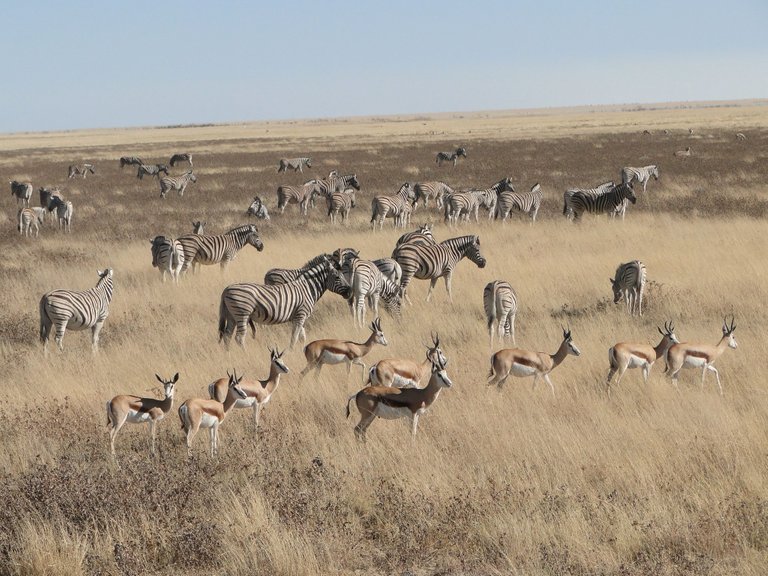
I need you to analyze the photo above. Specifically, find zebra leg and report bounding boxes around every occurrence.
[289,319,305,350]
[54,321,67,351]
[425,278,439,302]
[444,272,454,302]
[508,313,516,345]
[234,318,249,348]
[91,321,105,352]
[488,317,495,349]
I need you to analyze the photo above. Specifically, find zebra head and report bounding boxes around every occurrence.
[192,220,206,234]
[325,262,352,300]
[619,183,637,205]
[187,171,197,182]
[331,247,359,270]
[369,317,388,346]
[651,165,660,180]
[270,347,290,374]
[98,268,113,280]
[456,147,467,158]
[722,316,737,349]
[495,178,515,195]
[467,235,487,269]
[562,327,581,356]
[658,321,679,345]
[346,174,361,191]
[247,197,270,220]
[244,224,264,251]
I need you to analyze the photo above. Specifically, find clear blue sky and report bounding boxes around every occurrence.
[1,0,765,133]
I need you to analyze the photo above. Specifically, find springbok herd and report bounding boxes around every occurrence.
[9,136,744,459]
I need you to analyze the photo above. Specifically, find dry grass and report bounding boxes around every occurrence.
[1,105,767,575]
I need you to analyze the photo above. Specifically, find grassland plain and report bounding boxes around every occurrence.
[1,103,767,575]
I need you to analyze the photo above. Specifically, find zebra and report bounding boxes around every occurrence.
[569,183,637,222]
[562,181,615,220]
[370,183,416,230]
[176,224,263,274]
[435,147,467,167]
[150,236,185,284]
[50,196,74,232]
[10,180,33,206]
[395,234,486,303]
[119,156,144,168]
[39,268,114,354]
[495,183,543,223]
[736,132,747,141]
[413,181,454,209]
[137,163,169,180]
[218,259,351,349]
[395,224,435,248]
[159,171,197,198]
[276,179,321,215]
[674,147,692,158]
[327,189,356,224]
[620,165,660,193]
[264,253,331,285]
[169,153,193,167]
[444,178,514,224]
[39,187,62,223]
[309,172,361,208]
[68,164,95,179]
[611,260,646,316]
[372,258,402,286]
[246,197,270,221]
[17,207,46,237]
[277,157,312,173]
[336,252,402,326]
[484,280,518,348]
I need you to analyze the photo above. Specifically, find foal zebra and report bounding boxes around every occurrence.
[264,253,331,285]
[327,189,356,224]
[435,147,467,167]
[17,207,46,237]
[120,156,144,168]
[568,183,637,222]
[444,178,514,224]
[137,164,169,180]
[39,268,114,354]
[218,260,351,349]
[10,180,33,206]
[413,181,454,209]
[484,280,518,348]
[495,183,542,223]
[562,181,614,220]
[370,183,416,230]
[177,224,263,274]
[277,157,312,173]
[68,164,95,179]
[246,197,270,221]
[150,236,185,284]
[620,165,659,193]
[159,171,197,198]
[169,153,193,167]
[611,260,647,316]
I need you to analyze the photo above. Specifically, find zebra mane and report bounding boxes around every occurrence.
[301,253,331,269]
[439,235,478,248]
[225,224,258,236]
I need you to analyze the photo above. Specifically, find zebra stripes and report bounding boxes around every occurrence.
[372,258,402,286]
[337,253,402,326]
[10,180,33,206]
[177,224,263,274]
[120,156,144,168]
[277,179,319,215]
[159,171,197,198]
[562,181,614,220]
[395,224,435,248]
[246,197,270,221]
[484,280,518,347]
[277,157,312,173]
[620,165,659,193]
[310,173,362,208]
[39,187,62,223]
[264,253,331,285]
[435,147,467,167]
[568,183,637,222]
[413,181,454,209]
[218,260,351,349]
[169,153,193,167]
[611,260,646,316]
[495,183,542,222]
[327,189,356,224]
[150,236,185,283]
[137,164,169,180]
[444,178,514,224]
[370,183,415,230]
[50,196,74,232]
[39,268,114,353]
[68,164,95,179]
[17,207,46,237]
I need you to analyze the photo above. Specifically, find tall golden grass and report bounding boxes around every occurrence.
[1,108,767,574]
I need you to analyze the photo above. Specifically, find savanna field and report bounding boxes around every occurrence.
[1,104,768,575]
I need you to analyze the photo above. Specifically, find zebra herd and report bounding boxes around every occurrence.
[13,185,74,235]
[119,153,196,197]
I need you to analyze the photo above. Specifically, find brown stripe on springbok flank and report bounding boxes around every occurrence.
[323,345,355,358]
[365,386,403,398]
[514,357,539,369]
[631,350,655,363]
[685,350,710,359]
[201,405,224,420]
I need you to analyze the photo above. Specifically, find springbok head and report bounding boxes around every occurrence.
[369,317,388,346]
[561,327,581,356]
[430,353,453,388]
[155,372,179,399]
[658,321,679,344]
[226,369,248,400]
[269,348,290,374]
[722,316,738,349]
[426,332,448,367]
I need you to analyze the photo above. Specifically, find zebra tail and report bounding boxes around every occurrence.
[217,294,227,342]
[562,198,568,216]
[248,318,256,339]
[38,296,50,343]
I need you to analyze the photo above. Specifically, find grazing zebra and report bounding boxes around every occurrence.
[119,156,144,168]
[435,147,467,167]
[413,181,454,209]
[620,165,660,193]
[370,183,416,230]
[246,197,270,221]
[444,178,514,224]
[484,280,518,348]
[50,196,74,232]
[218,260,351,349]
[177,224,263,274]
[39,268,114,353]
[192,220,205,234]
[10,180,33,206]
[264,253,331,285]
[17,207,46,237]
[736,132,747,141]
[327,189,356,224]
[137,163,169,180]
[674,147,692,157]
[568,183,637,222]
[276,179,321,215]
[396,234,486,302]
[277,157,312,173]
[562,181,614,220]
[688,128,694,135]
[336,251,403,326]
[610,260,647,316]
[159,171,197,198]
[309,172,361,208]
[495,183,543,223]
[150,236,185,284]
[68,164,95,179]
[169,152,193,167]
[372,258,402,286]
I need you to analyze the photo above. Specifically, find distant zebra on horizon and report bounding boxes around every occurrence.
[495,183,543,223]
[169,153,193,167]
[39,268,114,354]
[120,156,144,168]
[10,180,33,206]
[137,164,169,180]
[277,157,312,173]
[159,171,197,198]
[370,183,416,230]
[177,224,263,274]
[610,260,646,316]
[562,181,615,220]
[413,181,454,209]
[68,164,95,179]
[18,207,46,237]
[435,147,467,167]
[568,183,637,222]
[484,280,518,348]
[150,236,185,284]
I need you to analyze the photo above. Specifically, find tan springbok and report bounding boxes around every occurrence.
[367,332,447,388]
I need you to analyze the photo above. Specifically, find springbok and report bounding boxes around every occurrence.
[106,373,179,457]
[208,349,289,431]
[606,321,679,396]
[346,355,452,441]
[300,317,388,382]
[665,317,737,395]
[178,370,247,457]
[367,332,447,389]
[487,328,580,396]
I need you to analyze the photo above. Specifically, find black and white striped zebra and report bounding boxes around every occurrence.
[444,178,513,224]
[10,180,33,206]
[68,164,95,179]
[137,163,169,180]
[568,183,637,222]
[39,187,62,223]
[192,220,205,234]
[150,236,185,284]
[610,260,646,316]
[413,181,454,209]
[277,157,312,173]
[395,224,435,248]
[218,259,351,349]
[562,181,615,220]
[484,280,518,348]
[336,252,402,326]
[370,183,416,230]
[246,197,270,221]
[264,253,331,285]
[372,258,402,286]
[395,234,486,303]
[310,172,361,208]
[495,183,542,223]
[276,179,320,215]
[327,189,356,224]
[120,156,144,168]
[49,196,74,233]
[17,207,46,237]
[177,224,263,274]
[169,152,193,167]
[435,147,467,167]
[39,268,114,353]
[159,171,197,198]
[620,165,659,193]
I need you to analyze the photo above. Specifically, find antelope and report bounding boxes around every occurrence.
[665,317,737,396]
[367,332,447,389]
[606,321,679,396]
[346,354,452,441]
[208,349,289,431]
[487,328,580,396]
[178,370,247,457]
[106,373,179,457]
[300,317,388,383]
[674,147,692,158]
